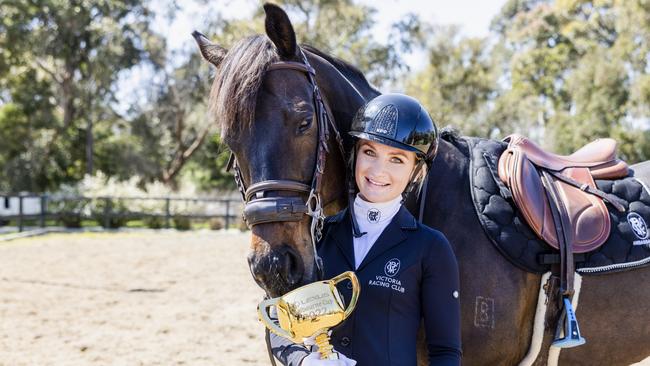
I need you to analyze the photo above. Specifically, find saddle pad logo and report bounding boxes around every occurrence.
[628,212,650,244]
[384,258,401,277]
[367,208,381,223]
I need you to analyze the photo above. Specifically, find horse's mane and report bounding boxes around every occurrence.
[440,126,463,144]
[209,36,378,138]
[209,35,279,138]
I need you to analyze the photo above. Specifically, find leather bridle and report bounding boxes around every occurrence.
[226,49,346,277]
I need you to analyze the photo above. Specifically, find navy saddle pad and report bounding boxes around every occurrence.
[467,137,650,275]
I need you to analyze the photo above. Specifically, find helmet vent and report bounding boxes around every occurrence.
[368,104,398,138]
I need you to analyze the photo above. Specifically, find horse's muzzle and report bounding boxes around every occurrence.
[248,244,306,296]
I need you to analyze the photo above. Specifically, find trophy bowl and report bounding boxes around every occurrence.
[258,271,360,360]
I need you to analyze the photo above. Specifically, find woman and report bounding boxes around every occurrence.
[271,94,461,366]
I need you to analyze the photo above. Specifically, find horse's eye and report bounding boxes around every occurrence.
[298,117,312,132]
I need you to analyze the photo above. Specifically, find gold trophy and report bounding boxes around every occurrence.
[258,271,360,360]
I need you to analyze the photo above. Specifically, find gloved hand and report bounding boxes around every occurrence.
[300,351,357,366]
[302,330,332,349]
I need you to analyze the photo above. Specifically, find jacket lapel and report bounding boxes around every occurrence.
[329,208,356,270]
[356,206,416,272]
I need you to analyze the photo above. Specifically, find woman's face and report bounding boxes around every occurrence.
[355,139,418,203]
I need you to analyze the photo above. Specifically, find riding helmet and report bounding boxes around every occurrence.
[349,93,438,161]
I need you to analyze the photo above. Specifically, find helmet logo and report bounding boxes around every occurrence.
[368,104,398,138]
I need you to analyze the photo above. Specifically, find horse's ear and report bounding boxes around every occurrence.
[263,3,297,58]
[192,31,227,67]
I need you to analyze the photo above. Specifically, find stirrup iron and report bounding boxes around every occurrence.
[552,297,586,348]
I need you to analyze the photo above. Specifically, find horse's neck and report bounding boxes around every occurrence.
[305,50,379,135]
[418,137,472,227]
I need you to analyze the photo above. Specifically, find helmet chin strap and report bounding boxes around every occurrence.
[402,159,426,203]
[348,148,367,238]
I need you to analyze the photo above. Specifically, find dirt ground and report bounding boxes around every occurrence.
[0,231,648,366]
[0,231,268,366]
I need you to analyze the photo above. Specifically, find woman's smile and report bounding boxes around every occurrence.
[365,176,389,187]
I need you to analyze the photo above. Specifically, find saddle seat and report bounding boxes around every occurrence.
[498,134,629,253]
[512,135,629,179]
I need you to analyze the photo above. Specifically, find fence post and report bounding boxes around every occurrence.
[40,195,47,228]
[165,198,171,229]
[225,200,231,229]
[18,195,24,232]
[103,197,111,228]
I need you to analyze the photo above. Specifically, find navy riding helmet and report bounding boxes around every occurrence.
[349,93,439,162]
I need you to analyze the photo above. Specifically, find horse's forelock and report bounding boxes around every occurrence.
[208,35,280,139]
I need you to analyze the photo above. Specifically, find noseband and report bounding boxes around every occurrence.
[227,49,345,274]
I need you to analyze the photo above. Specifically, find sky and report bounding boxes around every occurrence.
[115,0,506,113]
[159,0,506,68]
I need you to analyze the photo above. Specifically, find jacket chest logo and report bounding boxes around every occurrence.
[384,258,401,277]
[368,258,406,293]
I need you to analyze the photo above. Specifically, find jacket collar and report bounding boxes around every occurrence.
[328,205,417,271]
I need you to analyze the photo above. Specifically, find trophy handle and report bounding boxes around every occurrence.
[258,298,294,340]
[330,271,360,319]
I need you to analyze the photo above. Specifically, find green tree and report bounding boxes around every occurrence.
[405,25,497,137]
[490,0,650,160]
[129,51,219,187]
[0,0,165,191]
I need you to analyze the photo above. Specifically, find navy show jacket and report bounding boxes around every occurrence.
[270,205,461,366]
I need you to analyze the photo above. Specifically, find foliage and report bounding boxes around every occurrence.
[405,26,497,137]
[3,0,650,196]
[492,0,650,157]
[173,215,191,230]
[0,0,165,192]
[209,217,224,230]
[406,0,650,162]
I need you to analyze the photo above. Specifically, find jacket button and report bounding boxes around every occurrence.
[346,282,353,290]
[340,336,350,347]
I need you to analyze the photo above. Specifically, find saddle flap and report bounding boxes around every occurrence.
[499,148,557,247]
[551,167,610,252]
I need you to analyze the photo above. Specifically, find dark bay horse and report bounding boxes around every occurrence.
[194,4,650,365]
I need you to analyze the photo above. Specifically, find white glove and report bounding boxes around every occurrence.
[300,351,357,366]
[302,330,333,349]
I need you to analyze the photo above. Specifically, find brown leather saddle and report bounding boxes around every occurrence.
[498,134,628,253]
[497,134,629,347]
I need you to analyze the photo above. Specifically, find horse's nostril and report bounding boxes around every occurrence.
[282,246,304,287]
[248,244,306,295]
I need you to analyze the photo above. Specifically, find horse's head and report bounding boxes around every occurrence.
[194,4,376,297]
